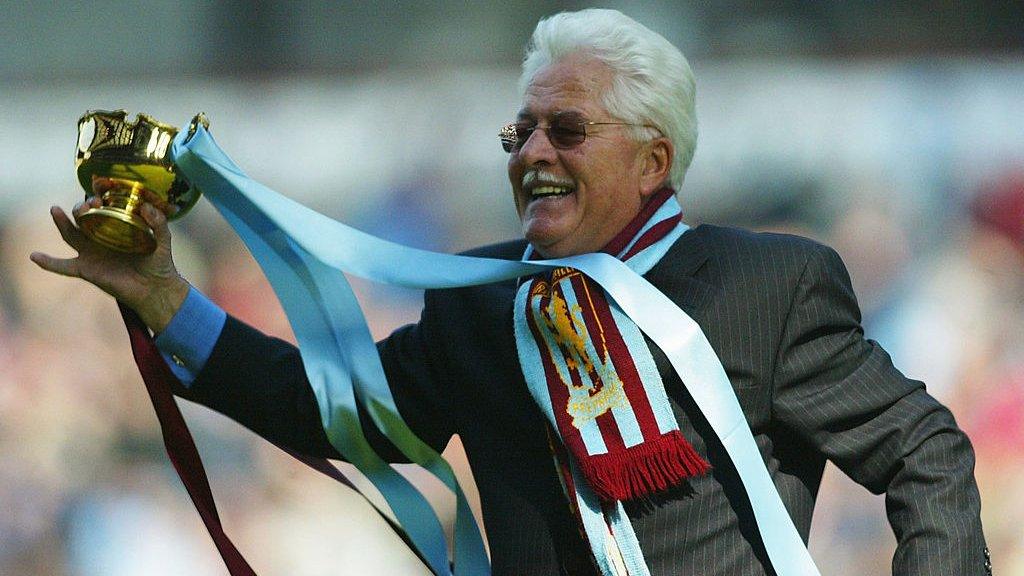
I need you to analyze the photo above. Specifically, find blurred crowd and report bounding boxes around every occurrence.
[2,48,1024,576]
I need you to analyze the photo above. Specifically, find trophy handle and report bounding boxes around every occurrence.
[187,113,210,141]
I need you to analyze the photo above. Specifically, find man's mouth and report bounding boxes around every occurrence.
[530,185,575,198]
[522,170,576,200]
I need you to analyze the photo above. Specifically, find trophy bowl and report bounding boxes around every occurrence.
[75,110,208,254]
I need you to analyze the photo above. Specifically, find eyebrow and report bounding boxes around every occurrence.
[515,109,584,121]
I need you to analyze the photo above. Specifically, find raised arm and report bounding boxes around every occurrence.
[33,196,453,463]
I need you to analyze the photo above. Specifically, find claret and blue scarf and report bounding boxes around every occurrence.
[124,124,822,576]
[516,188,709,503]
[514,189,709,574]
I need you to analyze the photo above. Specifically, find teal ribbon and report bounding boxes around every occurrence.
[170,125,822,576]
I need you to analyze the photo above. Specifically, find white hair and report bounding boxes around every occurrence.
[519,9,698,190]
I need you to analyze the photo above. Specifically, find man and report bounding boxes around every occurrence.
[32,9,987,576]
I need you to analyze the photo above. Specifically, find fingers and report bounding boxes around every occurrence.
[91,176,119,194]
[139,203,172,249]
[138,188,179,216]
[51,206,87,251]
[72,196,101,220]
[29,251,80,278]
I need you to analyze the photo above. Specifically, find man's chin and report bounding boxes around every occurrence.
[523,231,556,256]
[521,205,586,255]
[523,231,578,258]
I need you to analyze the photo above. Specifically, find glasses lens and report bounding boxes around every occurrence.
[514,121,536,150]
[499,116,588,152]
[500,123,517,152]
[500,121,537,153]
[549,116,586,149]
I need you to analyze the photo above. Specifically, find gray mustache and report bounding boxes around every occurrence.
[522,170,575,188]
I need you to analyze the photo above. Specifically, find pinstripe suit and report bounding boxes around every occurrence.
[182,224,988,575]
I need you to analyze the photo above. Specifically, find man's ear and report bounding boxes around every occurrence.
[640,136,674,198]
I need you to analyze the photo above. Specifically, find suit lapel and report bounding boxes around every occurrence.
[644,225,714,317]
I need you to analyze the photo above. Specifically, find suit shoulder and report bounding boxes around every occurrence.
[423,239,524,305]
[693,223,838,264]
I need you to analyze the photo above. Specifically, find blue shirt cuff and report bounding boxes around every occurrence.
[154,286,227,387]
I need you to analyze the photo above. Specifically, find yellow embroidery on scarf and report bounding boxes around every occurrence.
[533,272,629,429]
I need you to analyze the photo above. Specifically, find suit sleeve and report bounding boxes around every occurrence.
[770,243,989,575]
[180,304,455,463]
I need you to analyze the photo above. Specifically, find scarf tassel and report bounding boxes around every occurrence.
[579,430,710,502]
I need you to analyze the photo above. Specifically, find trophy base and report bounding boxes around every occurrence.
[78,207,156,254]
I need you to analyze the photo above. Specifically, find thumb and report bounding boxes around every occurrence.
[140,203,173,251]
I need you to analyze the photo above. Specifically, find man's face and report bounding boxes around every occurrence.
[508,53,653,258]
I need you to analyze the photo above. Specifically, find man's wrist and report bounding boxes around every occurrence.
[134,276,191,335]
[154,286,226,386]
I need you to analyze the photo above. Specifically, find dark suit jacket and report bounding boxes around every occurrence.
[179,224,987,575]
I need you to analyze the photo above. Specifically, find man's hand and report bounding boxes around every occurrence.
[30,194,190,334]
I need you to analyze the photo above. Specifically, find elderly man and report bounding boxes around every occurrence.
[33,8,987,576]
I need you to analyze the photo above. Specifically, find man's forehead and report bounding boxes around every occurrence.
[519,55,612,118]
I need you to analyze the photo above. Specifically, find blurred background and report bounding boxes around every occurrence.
[2,1,1023,574]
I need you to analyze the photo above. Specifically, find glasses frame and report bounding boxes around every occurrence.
[499,116,659,153]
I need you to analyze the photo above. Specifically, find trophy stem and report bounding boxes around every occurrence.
[77,181,157,254]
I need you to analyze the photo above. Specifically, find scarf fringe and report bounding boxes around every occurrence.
[580,430,710,502]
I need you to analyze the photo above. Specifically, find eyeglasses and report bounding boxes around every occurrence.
[500,112,657,153]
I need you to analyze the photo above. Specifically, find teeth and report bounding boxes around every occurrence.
[531,186,573,197]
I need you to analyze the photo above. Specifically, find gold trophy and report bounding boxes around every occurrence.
[75,110,209,254]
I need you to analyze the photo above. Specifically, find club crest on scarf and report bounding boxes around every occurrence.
[530,268,632,429]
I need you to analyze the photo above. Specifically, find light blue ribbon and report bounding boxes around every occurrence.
[170,124,821,576]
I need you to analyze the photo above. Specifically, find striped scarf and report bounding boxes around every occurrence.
[514,189,709,575]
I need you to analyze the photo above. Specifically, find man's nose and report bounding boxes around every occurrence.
[517,126,558,165]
